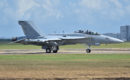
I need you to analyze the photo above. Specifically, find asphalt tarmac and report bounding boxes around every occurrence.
[0,48,130,54]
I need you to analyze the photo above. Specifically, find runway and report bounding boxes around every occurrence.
[0,49,130,80]
[0,48,130,54]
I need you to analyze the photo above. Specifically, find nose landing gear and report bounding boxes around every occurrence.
[86,45,91,53]
[86,49,91,53]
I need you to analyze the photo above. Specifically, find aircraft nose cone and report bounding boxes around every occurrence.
[115,39,124,43]
[119,40,124,43]
[111,38,124,43]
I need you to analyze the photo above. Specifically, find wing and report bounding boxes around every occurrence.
[60,36,86,40]
[25,38,61,43]
[19,36,91,45]
[59,36,91,45]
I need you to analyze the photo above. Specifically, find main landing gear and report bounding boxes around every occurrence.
[43,46,59,53]
[46,48,51,53]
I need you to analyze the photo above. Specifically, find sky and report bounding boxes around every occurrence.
[0,0,130,38]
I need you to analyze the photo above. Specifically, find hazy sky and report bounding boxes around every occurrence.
[0,0,130,38]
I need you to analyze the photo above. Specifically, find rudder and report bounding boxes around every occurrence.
[19,21,42,39]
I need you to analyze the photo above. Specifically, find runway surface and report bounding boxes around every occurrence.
[0,48,130,54]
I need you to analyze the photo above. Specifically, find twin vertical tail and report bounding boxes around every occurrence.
[19,21,42,39]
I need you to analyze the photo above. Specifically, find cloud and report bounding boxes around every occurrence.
[41,0,63,19]
[0,0,63,21]
[16,0,39,19]
[1,0,130,21]
[14,0,63,20]
[110,0,123,8]
[126,5,130,13]
[78,0,129,20]
[0,0,6,9]
[80,0,104,10]
[0,0,14,24]
[1,1,130,26]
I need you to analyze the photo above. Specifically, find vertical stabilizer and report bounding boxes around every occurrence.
[19,21,42,39]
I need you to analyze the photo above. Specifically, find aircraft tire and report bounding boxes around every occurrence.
[46,48,51,53]
[86,49,91,53]
[53,50,58,53]
[52,46,59,53]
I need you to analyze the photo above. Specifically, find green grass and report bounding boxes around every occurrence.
[0,54,129,61]
[0,41,40,49]
[0,43,40,49]
[0,41,130,49]
[0,54,130,68]
[60,42,130,49]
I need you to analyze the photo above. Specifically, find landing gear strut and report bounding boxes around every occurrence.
[86,45,91,53]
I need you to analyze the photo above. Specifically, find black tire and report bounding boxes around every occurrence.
[52,46,59,53]
[86,49,91,53]
[46,48,51,53]
[53,50,58,53]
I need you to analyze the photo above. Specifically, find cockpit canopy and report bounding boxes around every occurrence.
[74,30,100,35]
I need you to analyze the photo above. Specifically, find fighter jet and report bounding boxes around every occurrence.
[12,21,124,53]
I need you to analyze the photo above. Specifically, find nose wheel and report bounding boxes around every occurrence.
[86,45,91,53]
[86,49,91,53]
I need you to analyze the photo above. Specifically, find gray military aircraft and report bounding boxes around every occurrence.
[12,21,124,53]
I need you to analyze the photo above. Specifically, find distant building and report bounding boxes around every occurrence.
[104,25,130,41]
[120,25,130,41]
[104,33,120,39]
